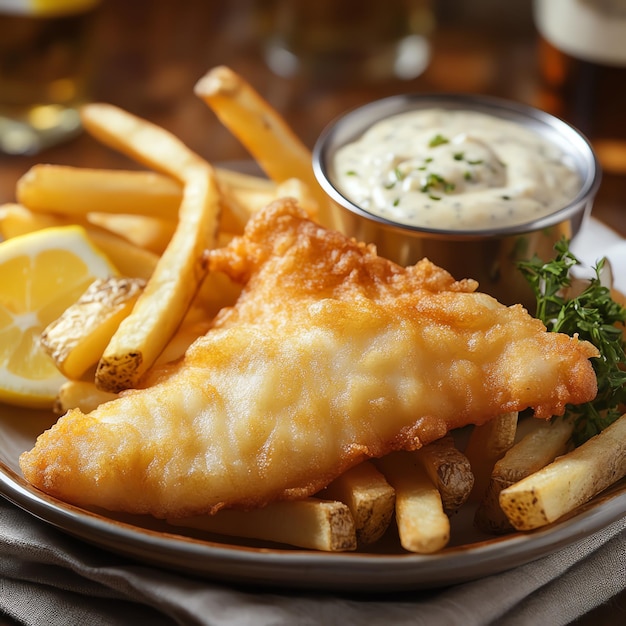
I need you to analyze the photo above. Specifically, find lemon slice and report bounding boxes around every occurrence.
[0,225,117,408]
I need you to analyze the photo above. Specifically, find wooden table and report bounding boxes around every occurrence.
[0,1,624,622]
[1,0,624,238]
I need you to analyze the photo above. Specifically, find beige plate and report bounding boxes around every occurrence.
[1,212,625,593]
[1,406,625,593]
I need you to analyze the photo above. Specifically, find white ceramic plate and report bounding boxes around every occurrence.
[1,406,625,592]
[1,218,625,593]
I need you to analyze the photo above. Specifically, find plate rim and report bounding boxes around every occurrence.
[1,211,625,593]
[1,454,625,592]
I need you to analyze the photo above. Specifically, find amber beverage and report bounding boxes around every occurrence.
[0,0,100,155]
[533,0,626,176]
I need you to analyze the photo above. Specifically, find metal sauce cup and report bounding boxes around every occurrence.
[313,93,601,308]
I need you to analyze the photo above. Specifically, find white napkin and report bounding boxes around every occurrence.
[571,217,626,292]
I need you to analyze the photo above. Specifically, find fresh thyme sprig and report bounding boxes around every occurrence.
[518,238,626,445]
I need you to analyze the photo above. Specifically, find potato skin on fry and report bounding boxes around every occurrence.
[41,277,145,380]
[474,416,574,534]
[499,414,626,530]
[80,105,221,392]
[168,498,357,552]
[96,351,143,393]
[414,434,474,514]
[318,461,395,544]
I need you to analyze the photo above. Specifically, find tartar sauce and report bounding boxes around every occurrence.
[333,109,581,230]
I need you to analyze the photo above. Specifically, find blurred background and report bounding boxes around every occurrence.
[0,0,625,233]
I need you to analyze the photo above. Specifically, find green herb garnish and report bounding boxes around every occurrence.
[421,173,455,194]
[394,167,405,181]
[429,134,449,148]
[518,238,626,444]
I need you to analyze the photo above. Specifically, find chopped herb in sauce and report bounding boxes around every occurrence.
[428,134,449,148]
[421,173,455,194]
[333,109,581,230]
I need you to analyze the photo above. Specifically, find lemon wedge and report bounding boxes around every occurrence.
[0,225,117,408]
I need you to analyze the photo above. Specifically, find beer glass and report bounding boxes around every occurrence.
[255,0,434,83]
[534,0,626,175]
[0,0,100,155]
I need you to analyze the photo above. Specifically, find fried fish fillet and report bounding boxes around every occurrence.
[20,199,598,518]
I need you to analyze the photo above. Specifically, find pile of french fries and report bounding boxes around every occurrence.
[3,65,625,553]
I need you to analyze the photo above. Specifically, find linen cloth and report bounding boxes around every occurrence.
[1,218,625,626]
[0,496,624,626]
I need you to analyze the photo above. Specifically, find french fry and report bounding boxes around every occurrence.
[222,185,275,217]
[474,416,574,533]
[41,277,146,380]
[167,498,357,552]
[17,165,183,220]
[414,435,474,515]
[317,461,395,544]
[18,164,253,236]
[87,212,176,255]
[0,202,75,237]
[464,412,519,501]
[499,413,626,530]
[54,380,119,414]
[84,231,158,281]
[214,166,277,192]
[274,178,319,218]
[80,103,221,393]
[376,452,450,553]
[194,65,330,224]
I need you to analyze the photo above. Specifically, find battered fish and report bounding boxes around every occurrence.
[20,199,598,518]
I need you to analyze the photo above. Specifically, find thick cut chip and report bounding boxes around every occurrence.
[168,498,357,552]
[41,277,145,380]
[195,66,328,223]
[80,104,221,392]
[499,414,626,530]
[414,435,474,515]
[474,416,574,533]
[318,461,395,544]
[376,452,450,554]
[20,200,598,518]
